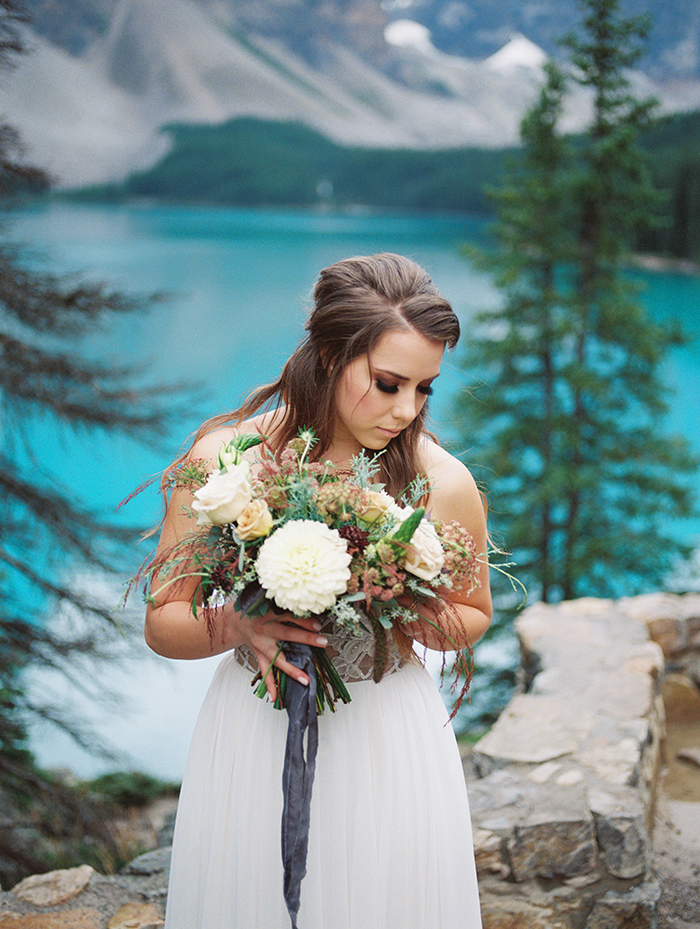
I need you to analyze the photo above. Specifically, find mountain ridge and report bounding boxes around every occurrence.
[3,0,700,188]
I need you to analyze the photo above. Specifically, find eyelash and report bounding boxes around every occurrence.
[376,379,433,397]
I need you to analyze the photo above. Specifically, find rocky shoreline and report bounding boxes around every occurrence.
[0,849,170,928]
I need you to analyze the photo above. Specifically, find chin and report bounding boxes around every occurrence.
[364,436,394,451]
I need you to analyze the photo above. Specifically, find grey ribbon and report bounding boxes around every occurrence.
[281,642,318,929]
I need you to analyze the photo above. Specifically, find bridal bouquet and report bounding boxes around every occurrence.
[147,428,482,713]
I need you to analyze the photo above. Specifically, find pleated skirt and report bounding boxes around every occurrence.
[164,651,482,929]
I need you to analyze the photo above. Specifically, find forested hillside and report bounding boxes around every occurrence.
[637,110,700,261]
[76,111,700,262]
[75,118,511,215]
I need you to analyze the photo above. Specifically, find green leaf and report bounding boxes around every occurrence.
[389,507,424,544]
[234,433,266,453]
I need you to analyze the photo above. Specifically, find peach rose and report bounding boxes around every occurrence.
[236,499,274,541]
[358,490,396,525]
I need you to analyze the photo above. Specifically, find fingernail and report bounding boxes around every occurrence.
[299,674,309,686]
[316,635,328,646]
[312,620,322,631]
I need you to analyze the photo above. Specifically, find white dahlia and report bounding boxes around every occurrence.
[256,519,352,615]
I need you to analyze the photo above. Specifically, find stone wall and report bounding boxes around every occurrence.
[467,592,700,929]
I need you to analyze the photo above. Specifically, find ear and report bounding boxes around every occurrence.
[319,346,334,374]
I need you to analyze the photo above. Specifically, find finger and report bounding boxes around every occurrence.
[275,655,310,687]
[256,653,278,702]
[400,621,427,644]
[263,621,328,650]
[287,616,324,632]
[254,645,311,697]
[265,614,323,633]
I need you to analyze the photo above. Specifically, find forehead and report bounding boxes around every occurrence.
[367,328,444,378]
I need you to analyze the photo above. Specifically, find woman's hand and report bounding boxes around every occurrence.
[232,609,329,702]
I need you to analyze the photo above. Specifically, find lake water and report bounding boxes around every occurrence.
[9,201,700,779]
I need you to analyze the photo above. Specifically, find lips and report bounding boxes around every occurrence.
[377,427,401,439]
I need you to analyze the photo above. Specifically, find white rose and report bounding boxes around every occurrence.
[191,463,252,526]
[256,519,352,615]
[403,519,445,581]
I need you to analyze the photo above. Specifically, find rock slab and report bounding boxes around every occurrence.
[0,912,101,928]
[11,867,95,907]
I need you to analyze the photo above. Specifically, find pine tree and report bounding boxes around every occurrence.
[456,0,697,605]
[0,0,187,882]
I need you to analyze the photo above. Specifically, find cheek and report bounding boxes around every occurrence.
[337,367,373,417]
[357,390,393,422]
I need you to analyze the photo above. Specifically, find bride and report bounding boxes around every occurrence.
[145,253,492,928]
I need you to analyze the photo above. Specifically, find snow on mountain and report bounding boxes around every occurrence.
[485,34,548,72]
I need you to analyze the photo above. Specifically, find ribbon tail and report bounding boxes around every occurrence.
[280,642,318,929]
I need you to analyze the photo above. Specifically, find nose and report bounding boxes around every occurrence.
[392,388,420,425]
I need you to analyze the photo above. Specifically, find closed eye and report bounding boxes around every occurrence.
[376,379,399,394]
[376,379,434,397]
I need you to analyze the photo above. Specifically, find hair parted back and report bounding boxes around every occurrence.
[184,253,460,496]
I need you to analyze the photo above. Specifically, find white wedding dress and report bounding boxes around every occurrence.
[164,623,483,929]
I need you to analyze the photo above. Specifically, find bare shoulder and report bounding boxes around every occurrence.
[188,425,238,464]
[419,436,478,492]
[418,436,484,523]
[187,410,281,464]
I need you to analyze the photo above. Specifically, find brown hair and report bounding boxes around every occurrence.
[179,253,459,497]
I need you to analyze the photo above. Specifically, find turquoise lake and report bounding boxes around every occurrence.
[12,200,700,541]
[9,201,700,778]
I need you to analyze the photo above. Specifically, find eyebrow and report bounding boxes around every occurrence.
[374,367,440,382]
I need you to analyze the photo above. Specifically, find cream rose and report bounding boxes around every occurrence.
[191,463,252,527]
[403,518,446,581]
[256,519,352,615]
[236,499,273,540]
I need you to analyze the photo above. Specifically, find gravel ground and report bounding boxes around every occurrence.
[653,715,700,929]
[654,796,700,928]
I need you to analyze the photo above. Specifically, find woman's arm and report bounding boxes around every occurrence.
[143,426,327,700]
[400,441,492,651]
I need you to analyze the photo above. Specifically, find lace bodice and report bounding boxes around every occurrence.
[235,618,406,683]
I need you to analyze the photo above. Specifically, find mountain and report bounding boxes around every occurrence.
[408,0,700,83]
[24,0,700,81]
[2,0,700,188]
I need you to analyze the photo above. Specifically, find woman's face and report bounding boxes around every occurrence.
[331,327,444,457]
